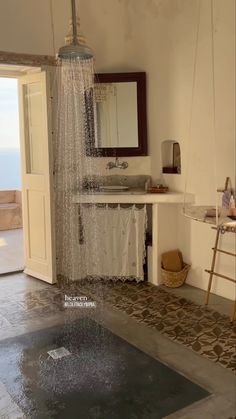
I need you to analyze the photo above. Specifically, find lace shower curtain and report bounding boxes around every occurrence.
[82,205,147,282]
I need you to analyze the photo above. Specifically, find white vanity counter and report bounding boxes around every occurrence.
[73,191,194,205]
[73,191,194,286]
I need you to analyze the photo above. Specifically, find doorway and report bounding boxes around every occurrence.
[0,76,24,274]
[0,64,56,283]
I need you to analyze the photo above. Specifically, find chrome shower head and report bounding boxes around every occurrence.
[58,0,93,60]
[58,43,93,60]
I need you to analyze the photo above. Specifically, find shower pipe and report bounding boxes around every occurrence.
[71,0,78,45]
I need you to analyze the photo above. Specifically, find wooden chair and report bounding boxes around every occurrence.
[205,224,236,322]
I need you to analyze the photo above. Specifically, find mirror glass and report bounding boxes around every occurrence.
[94,82,138,148]
[86,73,147,157]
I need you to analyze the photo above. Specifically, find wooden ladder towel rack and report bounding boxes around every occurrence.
[205,225,236,322]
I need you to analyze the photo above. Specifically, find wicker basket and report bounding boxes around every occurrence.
[161,263,191,288]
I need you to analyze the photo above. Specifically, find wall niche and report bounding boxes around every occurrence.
[161,140,181,174]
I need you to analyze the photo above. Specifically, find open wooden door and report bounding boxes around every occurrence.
[18,71,56,284]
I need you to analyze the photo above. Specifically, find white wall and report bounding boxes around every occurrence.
[0,0,68,56]
[0,0,234,298]
[159,0,235,300]
[0,0,100,60]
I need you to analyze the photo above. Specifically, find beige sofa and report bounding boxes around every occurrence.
[0,190,23,231]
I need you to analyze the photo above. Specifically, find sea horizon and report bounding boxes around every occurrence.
[0,148,21,190]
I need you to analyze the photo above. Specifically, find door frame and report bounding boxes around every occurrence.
[0,58,56,283]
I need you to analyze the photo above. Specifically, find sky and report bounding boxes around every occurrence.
[0,77,20,149]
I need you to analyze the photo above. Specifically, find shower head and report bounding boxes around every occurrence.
[58,43,93,60]
[58,0,93,60]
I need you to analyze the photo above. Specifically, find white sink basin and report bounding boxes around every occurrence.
[99,186,129,192]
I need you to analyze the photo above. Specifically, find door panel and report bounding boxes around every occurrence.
[23,81,44,174]
[27,190,46,260]
[18,71,55,283]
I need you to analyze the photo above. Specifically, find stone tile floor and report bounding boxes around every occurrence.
[0,273,235,418]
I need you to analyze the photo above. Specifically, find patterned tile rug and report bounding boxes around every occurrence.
[67,280,236,372]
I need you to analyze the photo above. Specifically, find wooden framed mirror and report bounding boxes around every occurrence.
[86,72,148,157]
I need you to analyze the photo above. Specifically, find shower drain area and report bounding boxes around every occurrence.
[47,347,71,360]
[0,318,210,419]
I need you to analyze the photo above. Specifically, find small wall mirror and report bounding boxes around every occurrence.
[86,72,148,157]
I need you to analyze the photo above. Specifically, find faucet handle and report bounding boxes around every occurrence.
[106,157,128,170]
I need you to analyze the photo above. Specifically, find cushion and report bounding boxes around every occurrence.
[162,250,183,272]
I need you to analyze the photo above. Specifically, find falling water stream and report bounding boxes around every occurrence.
[55,57,98,282]
[51,57,112,401]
